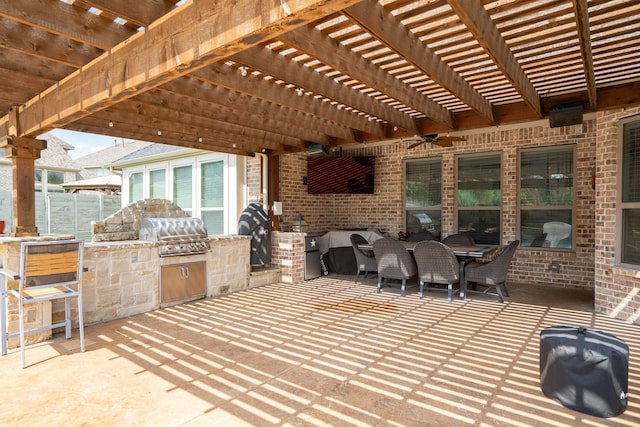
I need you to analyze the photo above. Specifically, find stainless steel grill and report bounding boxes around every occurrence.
[139,217,210,257]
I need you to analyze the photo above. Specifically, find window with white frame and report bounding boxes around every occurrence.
[519,145,574,249]
[200,160,224,234]
[404,158,441,237]
[121,153,238,235]
[620,119,640,265]
[457,153,501,245]
[149,169,166,199]
[129,172,143,203]
[173,165,193,216]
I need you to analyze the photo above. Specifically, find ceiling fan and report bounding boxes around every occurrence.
[405,134,466,149]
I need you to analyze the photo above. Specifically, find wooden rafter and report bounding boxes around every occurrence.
[74,111,298,155]
[447,0,542,118]
[2,0,364,140]
[280,24,454,130]
[193,63,372,138]
[97,100,309,150]
[344,0,495,125]
[133,89,331,145]
[0,0,134,49]
[0,19,102,68]
[0,0,640,153]
[75,0,177,28]
[573,0,597,110]
[66,120,253,156]
[229,49,391,137]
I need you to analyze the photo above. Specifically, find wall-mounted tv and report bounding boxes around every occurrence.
[307,156,375,194]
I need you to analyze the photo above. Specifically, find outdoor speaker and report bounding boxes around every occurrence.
[307,143,328,156]
[549,103,583,128]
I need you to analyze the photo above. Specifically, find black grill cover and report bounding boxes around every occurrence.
[238,203,271,266]
[540,326,629,418]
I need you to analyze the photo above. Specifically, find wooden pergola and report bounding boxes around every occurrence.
[1,0,639,235]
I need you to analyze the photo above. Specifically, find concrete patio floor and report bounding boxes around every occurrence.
[1,275,638,426]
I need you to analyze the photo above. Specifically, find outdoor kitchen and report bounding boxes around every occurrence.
[0,199,305,348]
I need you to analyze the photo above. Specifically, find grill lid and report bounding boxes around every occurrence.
[139,217,210,256]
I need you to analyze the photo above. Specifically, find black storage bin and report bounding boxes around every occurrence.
[238,203,272,267]
[540,326,629,418]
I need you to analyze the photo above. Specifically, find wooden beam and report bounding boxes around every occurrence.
[133,89,331,144]
[5,0,365,140]
[0,49,76,82]
[0,19,102,68]
[87,114,301,154]
[232,47,407,136]
[572,0,597,110]
[447,0,542,118]
[76,0,177,28]
[280,25,454,129]
[96,102,308,150]
[0,0,134,49]
[344,0,495,125]
[66,118,289,156]
[0,69,58,95]
[191,64,372,141]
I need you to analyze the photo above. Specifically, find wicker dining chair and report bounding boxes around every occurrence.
[350,234,377,283]
[413,240,460,301]
[442,233,475,245]
[373,238,417,296]
[464,240,520,303]
[406,231,436,242]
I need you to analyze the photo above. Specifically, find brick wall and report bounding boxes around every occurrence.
[593,106,640,321]
[279,118,597,292]
[246,155,263,204]
[271,231,305,283]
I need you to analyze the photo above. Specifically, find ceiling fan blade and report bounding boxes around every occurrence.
[433,139,453,147]
[407,140,425,149]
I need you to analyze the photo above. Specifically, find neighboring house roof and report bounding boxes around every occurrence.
[65,140,156,193]
[118,142,183,161]
[74,140,155,171]
[61,174,122,194]
[36,133,85,174]
[65,140,212,192]
[110,143,205,168]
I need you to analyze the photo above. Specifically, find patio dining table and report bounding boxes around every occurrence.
[359,241,500,299]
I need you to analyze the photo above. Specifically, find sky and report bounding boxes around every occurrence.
[49,129,127,159]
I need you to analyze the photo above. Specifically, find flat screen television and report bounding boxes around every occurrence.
[307,156,375,194]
